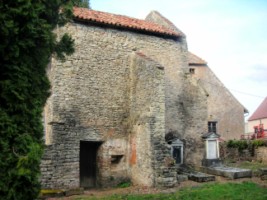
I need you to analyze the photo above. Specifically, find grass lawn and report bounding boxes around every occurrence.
[74,182,267,200]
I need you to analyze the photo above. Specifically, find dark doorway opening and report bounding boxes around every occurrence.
[80,141,102,188]
[173,146,182,164]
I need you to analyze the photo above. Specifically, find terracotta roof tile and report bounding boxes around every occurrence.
[188,52,207,65]
[73,7,181,37]
[248,97,267,121]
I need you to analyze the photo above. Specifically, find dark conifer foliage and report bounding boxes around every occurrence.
[0,1,75,199]
[72,0,91,8]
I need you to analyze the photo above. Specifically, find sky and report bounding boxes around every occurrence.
[91,0,267,121]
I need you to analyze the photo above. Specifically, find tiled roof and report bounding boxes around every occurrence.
[248,97,267,121]
[73,7,181,37]
[188,52,207,65]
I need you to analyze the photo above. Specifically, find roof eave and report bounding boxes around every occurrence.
[248,116,267,121]
[73,17,181,39]
[189,63,207,67]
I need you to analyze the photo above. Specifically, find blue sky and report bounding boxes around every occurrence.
[91,0,267,120]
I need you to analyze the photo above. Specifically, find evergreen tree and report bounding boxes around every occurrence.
[0,1,75,199]
[72,0,91,8]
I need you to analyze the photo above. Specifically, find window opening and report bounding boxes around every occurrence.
[208,121,217,133]
[189,68,195,74]
[111,155,123,164]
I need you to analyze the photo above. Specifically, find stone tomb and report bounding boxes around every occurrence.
[201,166,252,179]
[202,132,222,167]
[170,139,184,165]
[201,132,252,179]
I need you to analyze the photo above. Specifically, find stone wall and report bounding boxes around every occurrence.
[41,17,208,189]
[41,22,180,189]
[219,143,267,163]
[145,12,208,167]
[255,147,267,164]
[191,66,245,140]
[129,53,176,187]
[129,52,162,186]
[181,76,207,166]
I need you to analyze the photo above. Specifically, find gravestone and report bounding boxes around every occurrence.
[170,139,184,165]
[202,132,222,167]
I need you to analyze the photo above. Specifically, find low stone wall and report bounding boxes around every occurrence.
[219,143,252,161]
[255,147,267,164]
[220,142,267,163]
[219,144,239,160]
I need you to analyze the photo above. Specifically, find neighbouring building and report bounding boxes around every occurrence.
[247,97,267,134]
[40,7,246,189]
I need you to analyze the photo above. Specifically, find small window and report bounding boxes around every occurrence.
[208,121,217,133]
[189,68,195,74]
[111,155,123,164]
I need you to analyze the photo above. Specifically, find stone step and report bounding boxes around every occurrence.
[259,168,267,175]
[177,174,188,182]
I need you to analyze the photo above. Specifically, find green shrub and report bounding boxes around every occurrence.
[116,181,132,188]
[252,140,265,148]
[227,140,249,151]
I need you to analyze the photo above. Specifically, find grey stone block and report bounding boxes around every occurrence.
[202,166,252,179]
[188,172,215,182]
[259,168,267,175]
[177,174,188,182]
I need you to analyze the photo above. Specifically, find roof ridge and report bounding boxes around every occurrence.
[73,7,181,38]
[188,51,207,65]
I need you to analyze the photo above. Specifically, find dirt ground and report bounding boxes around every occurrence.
[46,176,267,200]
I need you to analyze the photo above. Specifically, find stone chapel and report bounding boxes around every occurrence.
[41,7,246,189]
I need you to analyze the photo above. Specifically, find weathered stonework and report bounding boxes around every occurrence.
[41,20,187,188]
[189,64,246,140]
[41,9,245,189]
[255,147,267,164]
[129,53,177,187]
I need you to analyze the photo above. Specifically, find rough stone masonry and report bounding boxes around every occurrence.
[40,8,245,189]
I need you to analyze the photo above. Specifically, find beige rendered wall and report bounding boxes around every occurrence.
[190,66,245,140]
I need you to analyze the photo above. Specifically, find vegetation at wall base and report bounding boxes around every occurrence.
[227,140,249,151]
[116,181,132,188]
[0,0,91,199]
[251,139,266,148]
